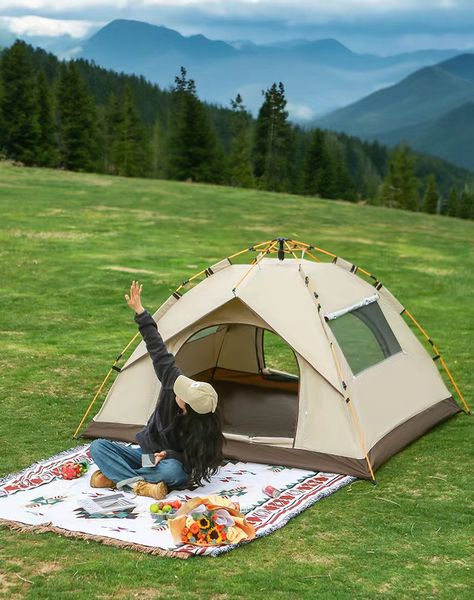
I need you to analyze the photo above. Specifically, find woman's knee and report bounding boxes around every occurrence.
[158,459,188,487]
[89,438,112,460]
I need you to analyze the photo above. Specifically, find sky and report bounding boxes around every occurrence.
[0,0,473,54]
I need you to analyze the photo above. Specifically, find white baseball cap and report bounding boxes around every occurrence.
[173,375,218,414]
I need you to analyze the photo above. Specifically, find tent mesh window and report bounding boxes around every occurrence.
[186,325,221,342]
[328,302,402,375]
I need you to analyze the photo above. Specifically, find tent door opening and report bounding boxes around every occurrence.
[175,324,300,446]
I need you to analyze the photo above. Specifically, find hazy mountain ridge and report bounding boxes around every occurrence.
[376,102,474,171]
[316,53,474,171]
[76,19,463,118]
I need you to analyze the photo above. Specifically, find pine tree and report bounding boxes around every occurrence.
[378,145,419,210]
[423,174,439,214]
[252,82,293,191]
[166,67,220,182]
[439,188,451,216]
[113,86,151,177]
[57,61,99,171]
[457,188,474,220]
[103,93,121,174]
[447,187,459,217]
[332,144,357,201]
[302,129,325,195]
[0,40,40,165]
[151,116,166,179]
[227,94,254,188]
[317,145,338,199]
[36,71,58,167]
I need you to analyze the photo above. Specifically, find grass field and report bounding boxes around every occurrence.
[0,161,472,599]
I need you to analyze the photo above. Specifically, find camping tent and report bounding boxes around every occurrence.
[78,239,468,480]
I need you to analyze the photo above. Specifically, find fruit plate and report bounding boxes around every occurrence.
[150,511,177,525]
[149,500,182,526]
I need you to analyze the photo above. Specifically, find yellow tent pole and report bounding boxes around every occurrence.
[73,368,114,438]
[404,309,470,414]
[357,266,372,278]
[231,240,278,292]
[227,241,272,261]
[329,342,376,481]
[284,240,298,259]
[312,246,337,259]
[303,249,322,263]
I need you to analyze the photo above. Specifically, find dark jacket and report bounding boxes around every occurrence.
[133,309,187,467]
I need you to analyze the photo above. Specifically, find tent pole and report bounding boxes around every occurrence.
[329,343,377,482]
[175,241,275,295]
[404,309,471,414]
[231,240,278,293]
[72,368,114,438]
[284,240,298,259]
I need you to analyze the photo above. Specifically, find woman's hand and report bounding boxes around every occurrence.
[125,280,145,314]
[154,451,167,465]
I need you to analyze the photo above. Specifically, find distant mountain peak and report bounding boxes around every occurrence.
[438,52,474,82]
[269,37,353,54]
[82,18,236,66]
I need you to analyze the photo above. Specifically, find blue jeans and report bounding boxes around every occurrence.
[89,439,189,491]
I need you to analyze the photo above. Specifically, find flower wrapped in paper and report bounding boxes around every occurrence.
[168,495,255,547]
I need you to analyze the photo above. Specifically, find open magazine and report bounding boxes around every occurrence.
[78,493,136,515]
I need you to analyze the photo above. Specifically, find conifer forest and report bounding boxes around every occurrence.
[1,41,473,219]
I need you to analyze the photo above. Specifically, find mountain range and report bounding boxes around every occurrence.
[76,19,463,120]
[1,18,472,171]
[316,54,474,171]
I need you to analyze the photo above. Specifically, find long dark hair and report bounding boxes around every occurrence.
[180,404,224,486]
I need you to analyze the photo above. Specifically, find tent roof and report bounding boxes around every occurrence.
[123,258,377,389]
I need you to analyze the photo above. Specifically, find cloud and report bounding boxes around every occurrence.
[0,0,471,20]
[0,0,472,53]
[0,15,99,37]
[287,102,314,121]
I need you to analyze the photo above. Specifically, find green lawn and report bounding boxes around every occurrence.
[0,161,472,599]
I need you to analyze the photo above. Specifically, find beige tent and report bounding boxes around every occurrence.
[78,239,469,480]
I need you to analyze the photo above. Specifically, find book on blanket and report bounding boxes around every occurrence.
[78,493,136,515]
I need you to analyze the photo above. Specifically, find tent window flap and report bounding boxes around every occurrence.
[328,302,402,375]
[186,325,221,342]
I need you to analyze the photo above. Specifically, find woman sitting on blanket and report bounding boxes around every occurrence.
[90,280,224,500]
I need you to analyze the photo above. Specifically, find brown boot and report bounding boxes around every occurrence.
[132,480,168,500]
[90,470,117,489]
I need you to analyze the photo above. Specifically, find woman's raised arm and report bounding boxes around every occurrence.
[125,280,181,389]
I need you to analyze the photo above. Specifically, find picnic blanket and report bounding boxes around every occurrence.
[0,443,354,558]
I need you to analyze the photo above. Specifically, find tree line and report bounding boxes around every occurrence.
[0,40,472,219]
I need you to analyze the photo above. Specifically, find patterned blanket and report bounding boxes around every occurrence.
[0,443,354,558]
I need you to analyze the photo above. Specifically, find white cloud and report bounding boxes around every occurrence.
[287,102,314,121]
[0,1,471,51]
[0,0,467,18]
[0,15,98,37]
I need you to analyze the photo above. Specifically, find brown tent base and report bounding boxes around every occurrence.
[82,397,459,480]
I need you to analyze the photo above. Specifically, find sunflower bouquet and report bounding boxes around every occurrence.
[168,495,255,547]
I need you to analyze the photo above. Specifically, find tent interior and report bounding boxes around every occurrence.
[174,318,300,446]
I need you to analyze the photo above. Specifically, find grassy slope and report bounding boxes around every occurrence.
[0,162,472,599]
